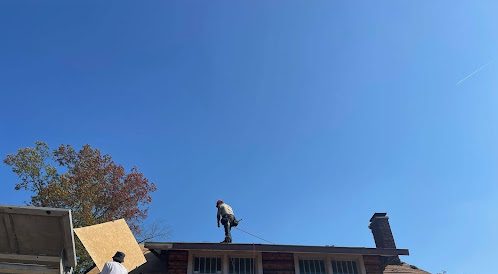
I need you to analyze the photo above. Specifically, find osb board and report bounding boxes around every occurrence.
[74,219,146,272]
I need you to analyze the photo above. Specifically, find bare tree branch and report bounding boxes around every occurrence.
[136,220,171,244]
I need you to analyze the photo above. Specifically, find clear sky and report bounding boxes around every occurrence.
[1,1,497,273]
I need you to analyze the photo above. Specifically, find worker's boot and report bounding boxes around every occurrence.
[221,236,231,243]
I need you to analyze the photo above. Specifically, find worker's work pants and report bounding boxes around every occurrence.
[221,214,235,241]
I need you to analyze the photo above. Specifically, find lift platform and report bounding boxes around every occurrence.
[0,205,77,274]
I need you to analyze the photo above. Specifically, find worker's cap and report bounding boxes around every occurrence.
[112,251,126,263]
[216,200,224,207]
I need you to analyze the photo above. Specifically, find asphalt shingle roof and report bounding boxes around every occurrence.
[383,263,430,274]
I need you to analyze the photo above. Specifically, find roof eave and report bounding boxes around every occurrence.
[144,242,409,256]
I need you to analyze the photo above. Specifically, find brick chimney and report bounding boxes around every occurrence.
[369,213,401,264]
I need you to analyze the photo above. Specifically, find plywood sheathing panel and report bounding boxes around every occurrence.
[74,219,146,272]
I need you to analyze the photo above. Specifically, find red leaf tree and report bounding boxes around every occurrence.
[4,141,157,272]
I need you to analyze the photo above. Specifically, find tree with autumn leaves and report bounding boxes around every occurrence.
[3,141,160,272]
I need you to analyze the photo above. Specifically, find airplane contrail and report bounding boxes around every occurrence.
[456,61,492,86]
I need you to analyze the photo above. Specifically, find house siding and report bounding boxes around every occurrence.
[159,250,390,274]
[261,252,295,274]
[166,250,189,274]
[362,255,384,274]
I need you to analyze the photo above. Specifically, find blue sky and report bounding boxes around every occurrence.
[1,1,497,273]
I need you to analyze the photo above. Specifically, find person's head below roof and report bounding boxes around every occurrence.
[216,200,224,208]
[112,251,125,263]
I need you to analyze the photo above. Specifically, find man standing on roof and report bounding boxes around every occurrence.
[216,200,238,243]
[100,251,128,274]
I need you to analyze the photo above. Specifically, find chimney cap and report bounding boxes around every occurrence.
[370,212,388,222]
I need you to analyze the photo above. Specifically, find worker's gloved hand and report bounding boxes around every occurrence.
[217,223,220,227]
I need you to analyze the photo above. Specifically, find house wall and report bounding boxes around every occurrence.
[362,255,384,274]
[161,250,384,274]
[166,250,189,274]
[261,252,295,274]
